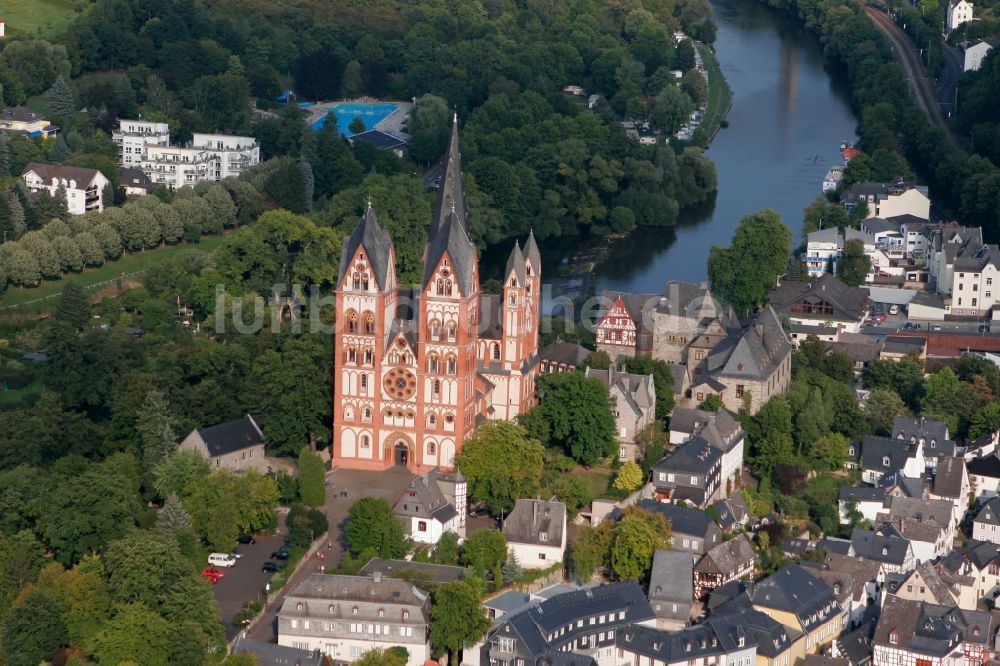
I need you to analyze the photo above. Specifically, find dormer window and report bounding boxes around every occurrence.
[378,608,385,617]
[882,456,890,466]
[297,603,304,611]
[329,604,335,613]
[352,606,359,615]
[889,630,898,645]
[403,610,410,619]
[539,532,548,542]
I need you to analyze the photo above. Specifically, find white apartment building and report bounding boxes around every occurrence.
[843,181,930,221]
[112,119,170,167]
[964,40,993,71]
[20,163,110,215]
[946,0,974,32]
[804,228,878,278]
[191,133,260,180]
[141,145,215,189]
[951,253,1000,316]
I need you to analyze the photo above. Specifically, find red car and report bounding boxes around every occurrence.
[201,567,224,584]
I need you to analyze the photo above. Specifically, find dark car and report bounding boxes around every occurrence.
[271,547,290,560]
[262,561,280,573]
[237,534,256,545]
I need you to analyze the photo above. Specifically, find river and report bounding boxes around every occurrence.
[591,0,860,295]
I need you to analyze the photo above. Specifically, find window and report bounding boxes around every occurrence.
[973,298,978,306]
[347,312,358,333]
[360,374,368,392]
[667,473,675,482]
[692,540,699,549]
[436,278,445,295]
[735,384,745,398]
[493,344,501,360]
[959,298,963,305]
[696,392,704,401]
[691,476,698,484]
[417,521,427,532]
[446,355,457,374]
[889,631,898,645]
[960,284,965,292]
[433,380,441,397]
[539,553,546,560]
[428,354,439,373]
[539,532,548,542]
[882,456,890,466]
[989,277,993,286]
[363,349,373,364]
[975,284,980,292]
[447,323,457,340]
[364,313,375,334]
[361,435,370,449]
[347,347,357,364]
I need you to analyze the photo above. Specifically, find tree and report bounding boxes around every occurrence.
[33,562,111,649]
[136,390,179,466]
[49,134,71,163]
[971,402,1000,440]
[650,85,694,134]
[286,504,328,548]
[157,493,191,535]
[456,421,544,515]
[748,397,795,477]
[681,70,708,106]
[863,358,925,410]
[838,238,870,287]
[863,387,907,435]
[297,446,326,506]
[810,432,849,470]
[708,210,792,316]
[345,497,408,558]
[91,602,173,666]
[570,522,614,581]
[75,231,104,266]
[55,280,90,330]
[356,648,407,666]
[430,580,490,666]
[298,157,314,211]
[102,531,193,610]
[698,394,724,412]
[153,450,211,499]
[535,372,617,465]
[613,461,645,493]
[610,509,671,581]
[433,531,460,565]
[45,76,76,122]
[675,39,697,71]
[584,350,612,370]
[407,94,451,163]
[348,116,366,134]
[186,471,279,551]
[2,244,40,286]
[2,588,67,666]
[461,529,507,582]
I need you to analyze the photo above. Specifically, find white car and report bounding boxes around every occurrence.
[208,553,238,568]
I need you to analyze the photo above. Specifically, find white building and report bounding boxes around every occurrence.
[392,469,466,546]
[964,40,993,71]
[276,573,430,665]
[803,227,877,278]
[946,0,974,32]
[141,145,215,189]
[191,133,260,180]
[112,119,170,167]
[843,181,930,221]
[20,163,109,215]
[823,165,845,193]
[502,498,567,570]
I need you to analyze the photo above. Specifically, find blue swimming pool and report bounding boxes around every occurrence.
[311,102,399,134]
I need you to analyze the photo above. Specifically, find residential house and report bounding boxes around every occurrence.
[502,498,567,570]
[616,620,758,666]
[688,306,793,415]
[178,414,267,472]
[872,595,993,666]
[118,167,155,198]
[939,540,1000,605]
[963,432,997,462]
[648,548,695,629]
[963,40,993,72]
[875,496,956,563]
[20,163,109,215]
[822,553,886,624]
[768,274,871,337]
[802,228,879,279]
[482,590,532,622]
[0,106,58,137]
[832,621,874,666]
[539,341,591,373]
[632,500,722,555]
[392,468,466,545]
[842,180,931,221]
[968,454,1000,495]
[946,0,974,32]
[972,498,1000,544]
[851,529,916,574]
[468,583,656,666]
[650,436,722,507]
[711,491,751,533]
[141,145,215,189]
[694,536,756,599]
[924,224,981,298]
[859,435,925,485]
[879,336,927,364]
[668,408,745,494]
[883,562,963,608]
[714,607,801,666]
[929,457,970,523]
[585,365,656,461]
[230,637,328,666]
[892,417,955,472]
[191,132,261,180]
[112,119,170,167]
[838,486,887,524]
[276,573,430,664]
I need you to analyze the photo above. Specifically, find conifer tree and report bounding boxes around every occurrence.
[49,135,70,164]
[0,133,11,177]
[298,157,314,212]
[137,391,179,465]
[55,281,90,331]
[157,493,191,534]
[46,77,76,121]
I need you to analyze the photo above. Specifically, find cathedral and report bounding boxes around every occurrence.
[331,117,541,473]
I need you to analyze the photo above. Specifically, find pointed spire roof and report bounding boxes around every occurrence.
[505,240,526,285]
[524,230,541,276]
[337,204,394,290]
[423,114,477,294]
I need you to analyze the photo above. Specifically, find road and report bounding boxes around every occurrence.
[937,41,963,115]
[861,4,961,148]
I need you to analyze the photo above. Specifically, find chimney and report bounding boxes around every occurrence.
[373,571,382,584]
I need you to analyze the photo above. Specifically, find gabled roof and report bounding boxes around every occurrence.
[1,106,48,123]
[859,435,919,473]
[649,548,694,614]
[230,637,326,666]
[968,454,1000,479]
[652,435,721,475]
[714,306,792,381]
[191,415,265,457]
[850,528,910,565]
[695,536,755,576]
[874,595,991,656]
[539,341,590,368]
[337,205,394,290]
[617,623,728,662]
[393,470,457,524]
[839,486,887,503]
[892,416,949,444]
[503,498,566,547]
[768,275,870,323]
[932,456,967,498]
[631,500,717,538]
[974,498,1000,527]
[585,366,655,416]
[747,564,841,633]
[21,162,105,188]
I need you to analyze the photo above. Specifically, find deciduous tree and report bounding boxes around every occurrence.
[613,461,645,493]
[610,508,670,581]
[838,238,870,287]
[297,446,326,507]
[345,497,408,558]
[455,421,544,514]
[430,580,490,666]
[535,372,617,465]
[708,210,792,316]
[1,588,67,666]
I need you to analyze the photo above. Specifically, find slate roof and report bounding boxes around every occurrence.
[649,549,694,620]
[1,106,47,123]
[817,537,853,556]
[874,595,991,656]
[974,498,1000,527]
[747,564,841,633]
[524,231,541,275]
[711,491,750,531]
[585,365,655,417]
[670,407,717,435]
[505,240,526,285]
[280,573,428,613]
[337,205,394,290]
[880,495,953,531]
[839,486,887,503]
[617,623,728,662]
[539,341,590,368]
[851,528,910,565]
[892,416,950,445]
[22,162,104,187]
[424,116,477,294]
[823,553,884,599]
[358,558,468,585]
[631,500,717,539]
[695,536,755,576]
[119,167,154,192]
[968,454,1000,479]
[940,540,1000,573]
[193,414,265,456]
[652,435,721,475]
[932,456,967,498]
[230,637,325,666]
[835,620,874,666]
[859,435,918,474]
[713,607,797,658]
[768,274,871,323]
[393,470,458,524]
[711,306,792,381]
[878,471,925,498]
[896,562,958,606]
[484,589,533,617]
[862,217,902,234]
[503,498,566,547]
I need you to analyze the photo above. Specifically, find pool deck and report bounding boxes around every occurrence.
[304,99,412,135]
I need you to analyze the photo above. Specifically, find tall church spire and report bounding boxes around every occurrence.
[432,113,467,233]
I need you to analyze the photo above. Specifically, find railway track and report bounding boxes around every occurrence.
[861,3,961,148]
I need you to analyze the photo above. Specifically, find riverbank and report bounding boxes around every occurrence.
[698,44,733,144]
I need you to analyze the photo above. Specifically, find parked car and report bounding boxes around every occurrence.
[932,324,942,331]
[979,324,991,332]
[262,561,280,573]
[208,553,238,568]
[201,567,225,584]
[237,534,256,545]
[271,546,290,560]
[889,304,900,315]
[230,549,244,559]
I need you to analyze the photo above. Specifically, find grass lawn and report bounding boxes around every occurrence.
[572,466,618,500]
[699,45,733,141]
[1,234,229,309]
[3,0,77,38]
